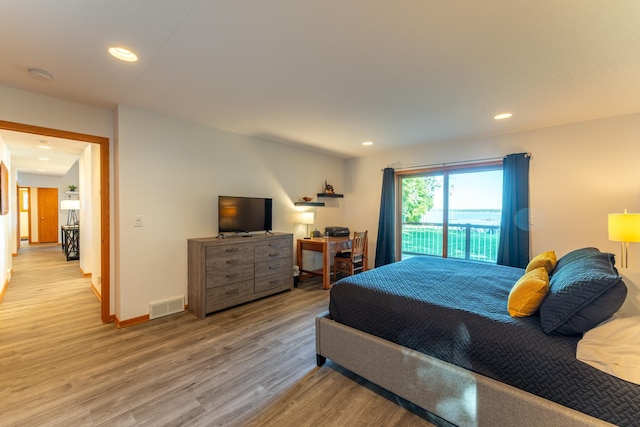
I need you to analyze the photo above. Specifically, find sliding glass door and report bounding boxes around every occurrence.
[399,163,503,263]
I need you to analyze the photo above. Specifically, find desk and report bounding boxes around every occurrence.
[61,225,79,261]
[297,236,355,290]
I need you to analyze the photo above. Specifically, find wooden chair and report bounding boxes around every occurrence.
[333,231,368,279]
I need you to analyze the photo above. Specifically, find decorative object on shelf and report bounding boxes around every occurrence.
[608,209,640,268]
[324,180,335,194]
[302,196,313,202]
[311,229,323,238]
[68,185,78,192]
[300,211,315,239]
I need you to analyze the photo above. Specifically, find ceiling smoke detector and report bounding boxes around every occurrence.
[28,68,53,81]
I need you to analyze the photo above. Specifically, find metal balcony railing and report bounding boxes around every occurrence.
[402,222,501,263]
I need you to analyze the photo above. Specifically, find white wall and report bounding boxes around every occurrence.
[90,144,102,294]
[115,105,346,320]
[0,137,11,292]
[346,113,640,268]
[0,84,114,311]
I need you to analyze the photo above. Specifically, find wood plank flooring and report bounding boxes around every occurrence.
[0,244,443,426]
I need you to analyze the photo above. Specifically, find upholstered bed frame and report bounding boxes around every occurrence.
[315,315,614,427]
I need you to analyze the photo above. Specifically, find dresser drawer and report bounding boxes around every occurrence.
[255,271,292,293]
[205,264,254,288]
[206,243,254,268]
[255,258,291,279]
[255,238,291,262]
[205,243,254,260]
[205,279,254,310]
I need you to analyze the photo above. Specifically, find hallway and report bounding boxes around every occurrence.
[2,243,97,324]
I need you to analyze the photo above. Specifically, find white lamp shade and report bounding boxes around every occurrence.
[300,211,315,225]
[608,212,640,242]
[61,199,80,210]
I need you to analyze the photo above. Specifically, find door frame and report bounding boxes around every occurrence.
[0,120,111,323]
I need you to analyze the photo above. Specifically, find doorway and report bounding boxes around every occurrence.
[18,187,30,243]
[0,120,111,323]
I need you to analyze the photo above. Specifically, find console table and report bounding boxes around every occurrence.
[61,225,80,261]
[297,236,353,290]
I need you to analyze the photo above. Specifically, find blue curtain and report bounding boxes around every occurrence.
[375,168,395,267]
[497,153,530,268]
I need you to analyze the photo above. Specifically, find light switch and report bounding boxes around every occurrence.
[134,215,143,227]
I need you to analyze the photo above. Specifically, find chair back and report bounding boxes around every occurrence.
[350,231,368,262]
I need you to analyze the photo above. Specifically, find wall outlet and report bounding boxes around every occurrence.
[134,215,143,227]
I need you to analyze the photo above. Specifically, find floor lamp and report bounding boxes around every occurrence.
[608,209,640,268]
[61,199,80,225]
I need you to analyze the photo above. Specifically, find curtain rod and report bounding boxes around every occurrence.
[381,153,531,172]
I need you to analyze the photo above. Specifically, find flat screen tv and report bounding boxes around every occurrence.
[218,196,273,233]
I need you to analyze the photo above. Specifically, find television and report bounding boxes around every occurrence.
[218,196,273,234]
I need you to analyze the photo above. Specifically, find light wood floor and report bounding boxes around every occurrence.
[0,243,444,426]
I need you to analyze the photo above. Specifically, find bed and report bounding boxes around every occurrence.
[315,250,640,426]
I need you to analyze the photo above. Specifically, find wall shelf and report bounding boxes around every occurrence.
[317,193,343,198]
[294,201,324,206]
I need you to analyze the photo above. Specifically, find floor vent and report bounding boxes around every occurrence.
[149,296,185,320]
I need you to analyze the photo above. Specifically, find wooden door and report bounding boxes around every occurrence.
[38,187,58,243]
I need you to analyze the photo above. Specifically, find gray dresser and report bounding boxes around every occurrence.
[188,233,293,318]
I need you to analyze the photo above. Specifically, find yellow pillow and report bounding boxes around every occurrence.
[508,267,550,317]
[525,250,557,274]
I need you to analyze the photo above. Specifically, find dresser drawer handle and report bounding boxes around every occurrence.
[225,248,239,253]
[226,260,239,265]
[269,279,279,284]
[269,265,278,270]
[226,273,237,279]
[225,289,240,295]
[269,253,279,257]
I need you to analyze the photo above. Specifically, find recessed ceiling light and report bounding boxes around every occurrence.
[28,68,53,81]
[108,47,138,62]
[38,141,52,150]
[38,157,49,161]
[494,113,513,120]
[362,141,374,146]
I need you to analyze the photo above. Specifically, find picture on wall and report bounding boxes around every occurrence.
[0,161,8,215]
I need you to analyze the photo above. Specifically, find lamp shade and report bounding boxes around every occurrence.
[300,211,315,225]
[608,212,640,242]
[61,199,80,210]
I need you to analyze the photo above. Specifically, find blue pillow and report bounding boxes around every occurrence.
[552,247,600,275]
[540,252,627,335]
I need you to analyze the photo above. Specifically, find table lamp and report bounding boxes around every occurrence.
[608,209,640,268]
[301,211,314,238]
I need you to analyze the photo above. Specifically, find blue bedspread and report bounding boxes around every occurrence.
[329,256,640,426]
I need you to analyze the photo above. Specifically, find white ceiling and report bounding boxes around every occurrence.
[0,130,86,176]
[1,0,639,170]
